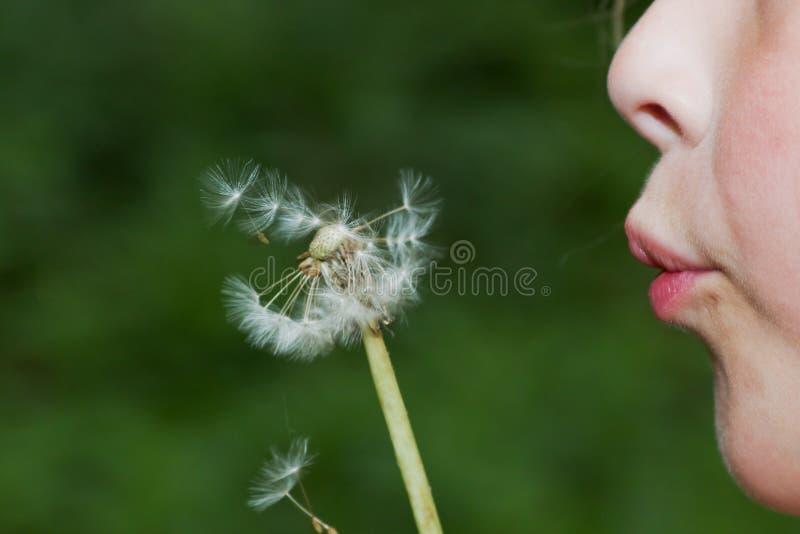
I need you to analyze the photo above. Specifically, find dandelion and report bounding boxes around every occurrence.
[204,161,443,533]
[249,437,337,533]
[204,161,438,361]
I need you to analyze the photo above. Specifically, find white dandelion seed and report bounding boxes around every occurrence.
[239,168,288,235]
[200,159,261,224]
[207,164,441,360]
[384,212,438,260]
[273,184,323,240]
[399,168,440,215]
[222,275,334,360]
[249,437,337,532]
[248,436,314,512]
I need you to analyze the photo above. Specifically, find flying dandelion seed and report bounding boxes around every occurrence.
[249,436,313,511]
[202,161,440,360]
[249,437,337,533]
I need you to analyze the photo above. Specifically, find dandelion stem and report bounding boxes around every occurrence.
[361,323,442,534]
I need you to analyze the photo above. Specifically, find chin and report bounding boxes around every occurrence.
[674,272,800,515]
[715,401,800,515]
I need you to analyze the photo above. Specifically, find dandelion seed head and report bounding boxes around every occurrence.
[308,224,349,260]
[206,163,440,360]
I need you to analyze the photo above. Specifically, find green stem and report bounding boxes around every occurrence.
[361,323,443,534]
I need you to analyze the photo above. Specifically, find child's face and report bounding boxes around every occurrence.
[609,0,800,514]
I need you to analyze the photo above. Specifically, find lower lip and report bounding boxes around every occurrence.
[648,270,712,320]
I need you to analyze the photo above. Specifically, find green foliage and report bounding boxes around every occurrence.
[1,0,796,532]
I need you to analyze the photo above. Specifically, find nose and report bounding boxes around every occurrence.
[607,0,716,152]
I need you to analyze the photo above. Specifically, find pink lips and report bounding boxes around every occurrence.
[625,221,713,320]
[647,270,709,320]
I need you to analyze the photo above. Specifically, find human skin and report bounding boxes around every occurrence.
[608,0,800,515]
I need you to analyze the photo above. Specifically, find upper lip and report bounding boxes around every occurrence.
[624,219,710,272]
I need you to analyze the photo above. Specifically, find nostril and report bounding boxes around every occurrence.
[630,103,684,150]
[639,103,683,137]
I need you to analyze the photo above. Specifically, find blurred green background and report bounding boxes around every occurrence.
[2,0,797,532]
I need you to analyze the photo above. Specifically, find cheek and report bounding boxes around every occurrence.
[714,49,800,333]
[711,41,800,513]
